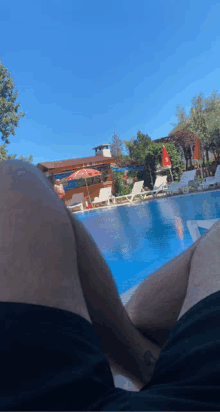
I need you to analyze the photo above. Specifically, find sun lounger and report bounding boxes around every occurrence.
[187,219,219,242]
[145,175,168,198]
[66,193,87,211]
[136,176,168,199]
[201,165,220,189]
[163,170,198,195]
[91,187,113,207]
[102,186,116,204]
[113,181,146,203]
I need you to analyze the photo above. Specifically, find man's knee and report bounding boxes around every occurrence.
[0,159,44,183]
[0,160,66,220]
[0,160,56,198]
[178,219,220,320]
[0,160,91,321]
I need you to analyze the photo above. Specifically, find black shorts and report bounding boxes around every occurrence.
[1,291,220,411]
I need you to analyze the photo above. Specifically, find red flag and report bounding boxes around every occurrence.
[162,145,171,168]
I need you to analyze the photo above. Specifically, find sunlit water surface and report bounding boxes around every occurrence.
[76,190,220,295]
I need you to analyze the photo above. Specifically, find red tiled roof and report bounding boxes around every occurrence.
[37,155,118,171]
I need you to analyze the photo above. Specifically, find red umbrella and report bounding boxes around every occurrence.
[192,138,203,179]
[66,168,102,206]
[161,145,174,181]
[162,146,171,167]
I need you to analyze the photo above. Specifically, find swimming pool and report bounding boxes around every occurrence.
[76,190,220,296]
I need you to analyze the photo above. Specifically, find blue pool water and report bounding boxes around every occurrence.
[76,190,220,295]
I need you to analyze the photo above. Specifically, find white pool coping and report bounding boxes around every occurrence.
[67,186,220,214]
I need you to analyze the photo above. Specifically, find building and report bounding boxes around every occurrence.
[37,144,120,203]
[93,144,112,157]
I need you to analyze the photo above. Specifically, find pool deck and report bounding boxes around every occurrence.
[66,185,220,215]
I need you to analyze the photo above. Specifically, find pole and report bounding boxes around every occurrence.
[85,178,92,208]
[169,167,174,182]
[193,160,203,181]
[200,163,204,180]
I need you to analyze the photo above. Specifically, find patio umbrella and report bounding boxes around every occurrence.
[160,145,174,181]
[65,168,102,207]
[192,138,203,180]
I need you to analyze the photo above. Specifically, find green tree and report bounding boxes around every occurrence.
[18,154,34,163]
[110,132,124,157]
[187,91,220,163]
[0,59,33,162]
[123,131,152,166]
[117,154,132,167]
[169,91,220,163]
[122,136,136,163]
[188,93,207,142]
[0,143,33,163]
[170,105,188,133]
[110,132,131,167]
[0,59,26,144]
[202,91,220,161]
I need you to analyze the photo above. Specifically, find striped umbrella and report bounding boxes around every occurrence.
[66,168,102,206]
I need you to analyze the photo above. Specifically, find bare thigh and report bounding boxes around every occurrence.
[0,160,90,323]
[178,218,220,320]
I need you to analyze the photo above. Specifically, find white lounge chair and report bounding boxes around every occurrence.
[101,186,117,204]
[66,193,88,211]
[147,175,168,198]
[187,219,219,242]
[91,187,113,207]
[96,187,115,206]
[113,181,146,203]
[163,170,198,195]
[202,165,220,189]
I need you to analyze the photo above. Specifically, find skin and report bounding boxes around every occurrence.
[67,209,204,388]
[1,159,218,392]
[0,160,91,323]
[53,179,65,198]
[178,218,220,320]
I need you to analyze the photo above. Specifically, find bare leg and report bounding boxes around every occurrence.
[125,237,202,347]
[0,160,91,323]
[67,210,161,390]
[178,218,220,320]
[67,210,204,387]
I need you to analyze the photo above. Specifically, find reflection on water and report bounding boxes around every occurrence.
[77,190,220,295]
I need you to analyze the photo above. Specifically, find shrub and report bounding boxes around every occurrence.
[144,142,184,190]
[112,171,134,196]
[127,170,139,179]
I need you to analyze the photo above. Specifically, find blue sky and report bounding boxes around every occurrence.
[1,0,220,165]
